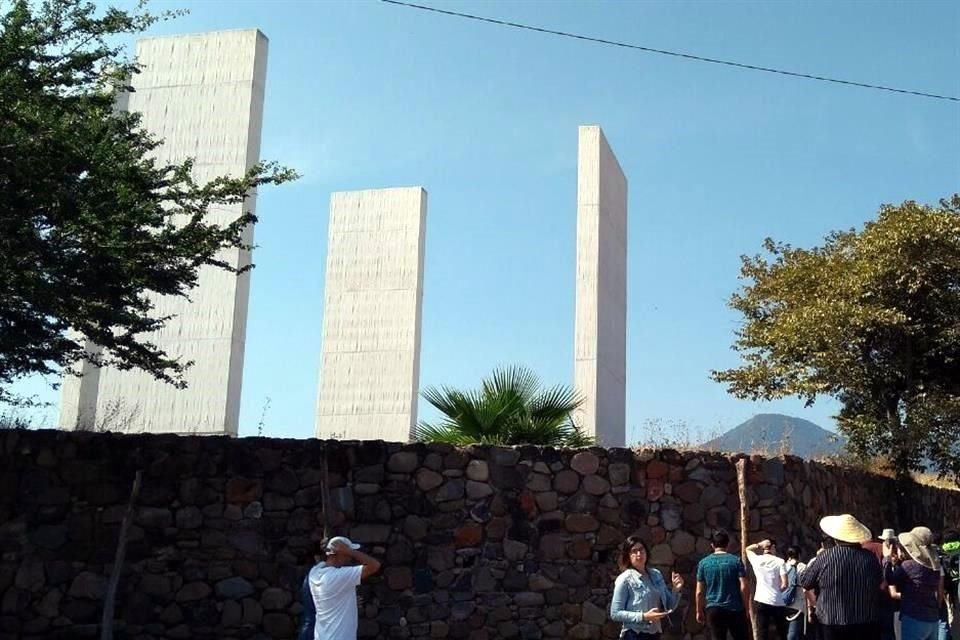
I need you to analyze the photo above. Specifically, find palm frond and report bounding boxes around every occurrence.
[418,365,589,447]
[529,384,582,422]
[563,425,596,448]
[413,420,481,446]
[421,385,469,418]
[482,365,541,405]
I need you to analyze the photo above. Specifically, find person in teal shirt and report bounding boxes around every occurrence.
[696,529,750,640]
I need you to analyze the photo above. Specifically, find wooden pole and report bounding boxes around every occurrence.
[100,469,142,640]
[736,458,757,640]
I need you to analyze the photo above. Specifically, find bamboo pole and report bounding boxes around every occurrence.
[100,469,142,640]
[320,443,331,539]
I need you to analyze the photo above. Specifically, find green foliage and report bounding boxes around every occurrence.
[713,195,960,480]
[0,1,297,400]
[414,365,594,447]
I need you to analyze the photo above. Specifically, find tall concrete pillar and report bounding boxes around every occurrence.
[315,187,428,442]
[58,342,102,430]
[574,125,627,447]
[59,30,268,434]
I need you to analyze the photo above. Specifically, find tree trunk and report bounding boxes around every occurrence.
[886,400,913,528]
[100,469,142,640]
[894,470,913,530]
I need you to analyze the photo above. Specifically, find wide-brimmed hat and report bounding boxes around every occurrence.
[899,530,937,570]
[910,526,934,546]
[880,528,896,541]
[820,514,872,544]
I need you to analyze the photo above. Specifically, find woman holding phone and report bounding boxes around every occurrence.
[610,535,685,639]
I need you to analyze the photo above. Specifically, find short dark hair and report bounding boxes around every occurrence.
[310,536,330,559]
[710,529,730,549]
[786,546,800,560]
[618,535,649,572]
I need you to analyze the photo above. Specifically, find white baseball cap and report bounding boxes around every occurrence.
[325,536,361,554]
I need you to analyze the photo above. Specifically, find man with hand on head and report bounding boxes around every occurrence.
[746,537,788,640]
[308,535,381,640]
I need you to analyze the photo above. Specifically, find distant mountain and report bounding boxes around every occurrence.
[703,413,845,459]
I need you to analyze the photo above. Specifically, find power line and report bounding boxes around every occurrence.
[380,0,959,103]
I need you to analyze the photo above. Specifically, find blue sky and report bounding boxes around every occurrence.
[12,0,960,443]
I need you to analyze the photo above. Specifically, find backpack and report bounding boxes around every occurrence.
[782,564,799,608]
[942,541,960,583]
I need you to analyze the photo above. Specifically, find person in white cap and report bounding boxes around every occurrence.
[863,528,900,640]
[307,535,381,640]
[799,514,882,640]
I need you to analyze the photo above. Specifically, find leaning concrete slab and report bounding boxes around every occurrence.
[315,187,428,442]
[59,30,268,434]
[574,125,627,447]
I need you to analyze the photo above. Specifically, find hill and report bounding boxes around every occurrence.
[703,413,845,459]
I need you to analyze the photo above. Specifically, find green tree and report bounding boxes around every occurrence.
[0,0,297,402]
[713,195,960,488]
[414,365,594,447]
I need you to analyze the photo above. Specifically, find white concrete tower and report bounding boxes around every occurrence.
[574,125,627,447]
[59,30,268,434]
[315,187,428,442]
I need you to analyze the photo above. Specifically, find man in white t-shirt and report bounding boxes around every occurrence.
[308,536,381,640]
[746,538,788,640]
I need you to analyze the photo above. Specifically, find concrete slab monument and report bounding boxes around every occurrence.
[315,187,427,442]
[574,125,627,447]
[59,30,268,434]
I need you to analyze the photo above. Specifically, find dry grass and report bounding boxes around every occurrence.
[911,472,960,491]
[814,450,960,491]
[631,418,724,452]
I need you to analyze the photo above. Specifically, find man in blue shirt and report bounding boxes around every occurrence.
[297,541,325,640]
[696,529,750,640]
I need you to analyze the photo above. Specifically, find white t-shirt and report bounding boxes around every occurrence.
[309,564,364,640]
[747,549,785,606]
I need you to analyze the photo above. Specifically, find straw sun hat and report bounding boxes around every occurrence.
[819,514,872,544]
[898,528,938,570]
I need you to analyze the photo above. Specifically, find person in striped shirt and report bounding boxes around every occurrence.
[799,514,882,640]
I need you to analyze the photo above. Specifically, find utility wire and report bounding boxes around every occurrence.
[380,0,959,103]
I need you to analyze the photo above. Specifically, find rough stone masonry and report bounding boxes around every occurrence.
[1,429,957,639]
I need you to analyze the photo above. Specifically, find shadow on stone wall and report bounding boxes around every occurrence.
[0,429,957,639]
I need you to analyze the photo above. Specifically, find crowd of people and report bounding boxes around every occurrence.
[292,515,959,640]
[611,514,960,640]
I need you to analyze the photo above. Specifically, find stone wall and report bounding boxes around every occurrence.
[1,429,958,640]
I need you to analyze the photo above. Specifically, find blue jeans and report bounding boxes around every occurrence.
[787,615,803,640]
[937,618,951,640]
[901,614,939,640]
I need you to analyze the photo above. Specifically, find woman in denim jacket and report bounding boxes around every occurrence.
[610,535,685,639]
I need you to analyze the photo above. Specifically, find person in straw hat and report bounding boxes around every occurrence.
[886,528,944,640]
[799,514,882,640]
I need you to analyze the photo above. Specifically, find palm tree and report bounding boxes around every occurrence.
[413,365,594,447]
